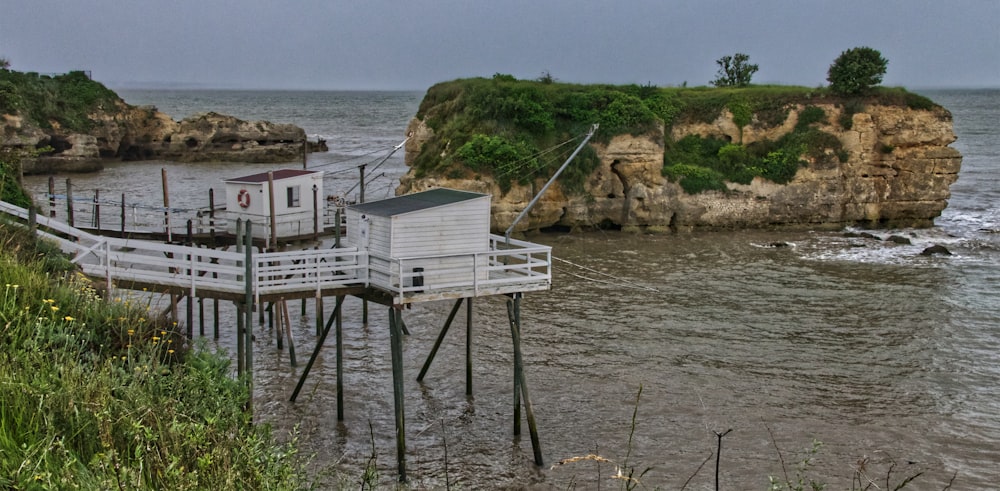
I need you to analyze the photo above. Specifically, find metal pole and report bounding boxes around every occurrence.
[505,124,598,242]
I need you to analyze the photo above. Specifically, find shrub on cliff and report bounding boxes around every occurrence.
[827,47,888,95]
[0,69,120,132]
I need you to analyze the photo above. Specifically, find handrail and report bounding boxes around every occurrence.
[1,201,551,303]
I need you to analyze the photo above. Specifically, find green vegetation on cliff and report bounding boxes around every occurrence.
[412,76,938,194]
[0,69,120,132]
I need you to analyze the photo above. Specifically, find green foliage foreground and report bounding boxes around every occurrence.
[0,224,310,490]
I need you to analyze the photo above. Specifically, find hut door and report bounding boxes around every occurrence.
[359,214,371,249]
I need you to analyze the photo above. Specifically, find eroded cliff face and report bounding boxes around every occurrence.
[398,103,961,233]
[3,100,324,174]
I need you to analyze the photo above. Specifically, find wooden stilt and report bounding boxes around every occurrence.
[274,302,283,350]
[236,301,245,375]
[282,299,297,367]
[466,297,473,396]
[289,295,344,402]
[417,298,464,382]
[244,221,255,416]
[315,294,323,337]
[198,296,205,337]
[389,305,407,481]
[235,219,244,374]
[335,295,344,420]
[508,295,542,466]
[186,291,193,339]
[48,177,55,218]
[65,178,74,227]
[213,297,219,339]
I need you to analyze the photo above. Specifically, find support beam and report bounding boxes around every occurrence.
[289,296,344,402]
[417,297,464,382]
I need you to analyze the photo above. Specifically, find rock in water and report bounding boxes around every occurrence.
[920,244,952,256]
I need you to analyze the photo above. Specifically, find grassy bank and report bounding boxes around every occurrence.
[0,222,310,489]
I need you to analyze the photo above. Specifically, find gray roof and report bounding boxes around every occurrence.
[349,188,488,217]
[225,169,319,184]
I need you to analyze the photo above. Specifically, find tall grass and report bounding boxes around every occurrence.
[0,223,311,490]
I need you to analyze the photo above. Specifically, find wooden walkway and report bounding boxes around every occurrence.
[0,200,551,305]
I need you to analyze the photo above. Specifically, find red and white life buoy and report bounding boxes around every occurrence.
[237,189,251,209]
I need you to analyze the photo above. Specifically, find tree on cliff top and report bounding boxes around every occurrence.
[827,47,888,95]
[711,53,758,87]
[0,57,10,70]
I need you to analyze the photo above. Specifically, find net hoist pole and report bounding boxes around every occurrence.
[504,124,598,244]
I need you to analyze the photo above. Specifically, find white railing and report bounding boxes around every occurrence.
[1,201,366,299]
[370,234,552,304]
[2,201,551,304]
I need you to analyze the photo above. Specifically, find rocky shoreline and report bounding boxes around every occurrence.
[3,100,326,175]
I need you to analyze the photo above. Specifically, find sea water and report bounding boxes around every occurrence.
[22,88,1000,489]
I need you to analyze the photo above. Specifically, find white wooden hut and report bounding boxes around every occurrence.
[224,169,323,240]
[345,188,492,298]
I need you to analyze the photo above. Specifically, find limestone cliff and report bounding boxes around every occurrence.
[398,101,960,233]
[1,73,325,174]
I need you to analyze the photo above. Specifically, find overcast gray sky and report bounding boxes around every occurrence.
[2,0,997,91]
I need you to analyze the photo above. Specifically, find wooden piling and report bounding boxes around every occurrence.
[244,221,255,416]
[208,188,216,246]
[48,177,55,217]
[312,184,319,240]
[120,193,125,235]
[236,301,245,375]
[267,171,277,251]
[467,297,473,396]
[93,189,100,229]
[235,219,245,374]
[65,178,74,227]
[161,168,170,241]
[282,300,296,367]
[335,295,344,420]
[508,295,542,466]
[389,306,407,481]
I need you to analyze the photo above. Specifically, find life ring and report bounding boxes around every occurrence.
[237,189,251,209]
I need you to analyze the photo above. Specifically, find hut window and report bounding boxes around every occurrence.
[286,186,301,207]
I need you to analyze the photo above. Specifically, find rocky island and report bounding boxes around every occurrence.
[0,70,325,174]
[398,77,961,233]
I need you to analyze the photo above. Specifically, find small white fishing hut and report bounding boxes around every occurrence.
[345,188,493,300]
[224,169,324,241]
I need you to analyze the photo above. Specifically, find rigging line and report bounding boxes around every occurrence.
[554,266,656,292]
[552,256,661,292]
[495,133,584,178]
[305,146,390,170]
[492,131,583,177]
